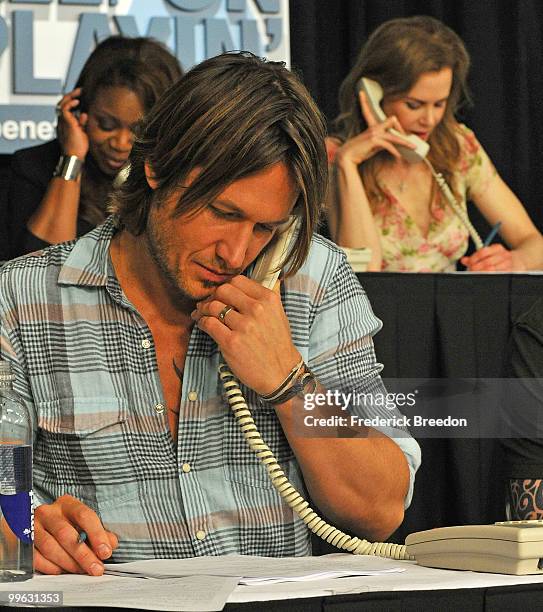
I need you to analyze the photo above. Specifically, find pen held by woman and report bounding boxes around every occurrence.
[482,221,502,248]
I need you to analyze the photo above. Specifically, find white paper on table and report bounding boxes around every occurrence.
[0,573,239,611]
[104,553,405,581]
[228,558,543,604]
[239,567,404,585]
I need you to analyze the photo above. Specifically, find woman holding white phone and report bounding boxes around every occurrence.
[326,16,543,272]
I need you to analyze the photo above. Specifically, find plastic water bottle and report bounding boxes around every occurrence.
[0,360,33,582]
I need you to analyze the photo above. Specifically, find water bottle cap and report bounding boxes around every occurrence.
[0,360,16,382]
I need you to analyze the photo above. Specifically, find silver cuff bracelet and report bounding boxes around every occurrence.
[53,155,83,181]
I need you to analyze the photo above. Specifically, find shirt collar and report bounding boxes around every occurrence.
[58,216,119,287]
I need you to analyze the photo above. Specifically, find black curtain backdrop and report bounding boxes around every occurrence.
[289,0,543,238]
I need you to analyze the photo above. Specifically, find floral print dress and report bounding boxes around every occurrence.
[372,124,496,272]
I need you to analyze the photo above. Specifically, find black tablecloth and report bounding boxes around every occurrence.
[224,582,543,611]
[50,582,543,612]
[3,266,543,609]
[355,272,543,545]
[3,261,541,546]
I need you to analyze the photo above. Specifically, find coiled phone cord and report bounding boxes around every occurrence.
[218,362,413,560]
[423,157,484,250]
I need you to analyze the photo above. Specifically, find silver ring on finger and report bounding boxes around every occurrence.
[218,305,234,325]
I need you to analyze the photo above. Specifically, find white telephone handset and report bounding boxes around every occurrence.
[357,77,429,163]
[251,217,298,289]
[406,521,543,575]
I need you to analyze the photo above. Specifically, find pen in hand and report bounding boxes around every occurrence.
[77,531,87,544]
[482,221,502,248]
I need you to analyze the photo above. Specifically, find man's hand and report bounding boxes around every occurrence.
[191,275,300,396]
[35,495,118,575]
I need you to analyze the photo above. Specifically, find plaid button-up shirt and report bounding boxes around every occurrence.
[0,217,420,561]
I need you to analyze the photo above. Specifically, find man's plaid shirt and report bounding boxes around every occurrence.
[0,217,420,561]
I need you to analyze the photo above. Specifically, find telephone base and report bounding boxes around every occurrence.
[411,551,543,575]
[406,524,543,575]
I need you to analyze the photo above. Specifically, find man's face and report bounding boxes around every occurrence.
[144,162,299,304]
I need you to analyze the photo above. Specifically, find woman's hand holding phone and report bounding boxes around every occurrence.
[56,87,89,160]
[334,90,416,168]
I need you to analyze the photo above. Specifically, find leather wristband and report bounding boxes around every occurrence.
[53,155,83,181]
[260,358,304,402]
[260,363,317,406]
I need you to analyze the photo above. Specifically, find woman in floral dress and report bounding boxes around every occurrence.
[326,16,543,272]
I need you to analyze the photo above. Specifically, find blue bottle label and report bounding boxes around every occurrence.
[0,491,33,544]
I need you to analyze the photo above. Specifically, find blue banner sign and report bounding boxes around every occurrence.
[0,0,290,153]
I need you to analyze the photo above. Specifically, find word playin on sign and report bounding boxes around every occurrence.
[0,0,289,152]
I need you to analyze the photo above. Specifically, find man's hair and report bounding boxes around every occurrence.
[111,51,328,276]
[76,36,183,115]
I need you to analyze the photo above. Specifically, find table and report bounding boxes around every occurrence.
[4,264,540,542]
[225,583,543,611]
[2,269,543,610]
[5,555,543,611]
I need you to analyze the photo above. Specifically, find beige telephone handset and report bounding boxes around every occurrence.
[358,77,429,163]
[357,77,483,249]
[250,216,298,289]
[406,521,543,575]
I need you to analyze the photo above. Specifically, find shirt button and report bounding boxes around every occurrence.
[182,463,191,473]
[188,391,198,401]
[154,403,165,414]
[195,530,206,541]
[141,339,151,349]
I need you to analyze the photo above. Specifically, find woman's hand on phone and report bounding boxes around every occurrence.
[335,90,415,167]
[56,87,89,160]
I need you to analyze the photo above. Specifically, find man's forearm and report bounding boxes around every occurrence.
[273,382,410,542]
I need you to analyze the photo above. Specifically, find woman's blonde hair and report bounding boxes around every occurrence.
[332,15,471,204]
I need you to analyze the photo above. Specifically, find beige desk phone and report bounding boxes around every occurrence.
[230,219,538,574]
[406,521,543,575]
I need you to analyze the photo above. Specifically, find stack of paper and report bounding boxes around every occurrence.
[239,567,404,586]
[104,553,405,582]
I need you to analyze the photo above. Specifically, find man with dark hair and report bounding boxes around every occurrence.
[0,52,420,575]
